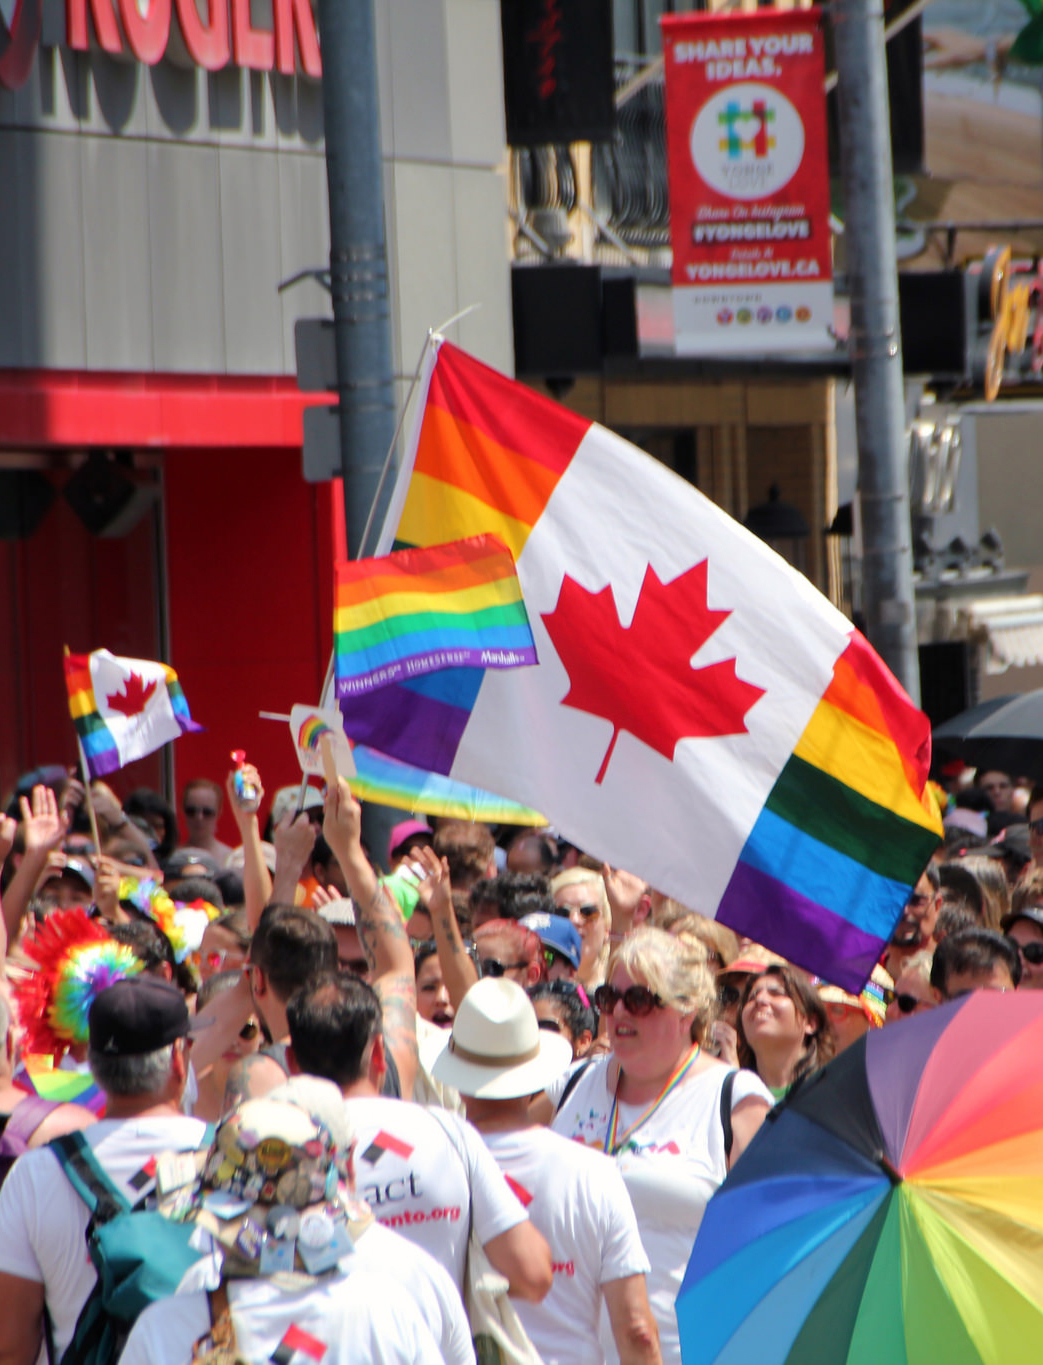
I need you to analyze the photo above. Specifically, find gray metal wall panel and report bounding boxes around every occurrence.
[81,136,154,370]
[210,67,277,149]
[276,153,330,371]
[272,71,324,153]
[219,146,284,373]
[0,134,32,365]
[388,0,452,163]
[1,45,83,131]
[147,141,225,371]
[143,60,210,144]
[31,130,87,368]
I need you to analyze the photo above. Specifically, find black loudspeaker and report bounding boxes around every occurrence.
[602,275,638,359]
[513,265,603,375]
[0,470,55,540]
[899,272,967,376]
[501,0,616,146]
[62,453,159,538]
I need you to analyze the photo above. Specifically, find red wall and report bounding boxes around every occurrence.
[0,494,164,801]
[164,447,336,846]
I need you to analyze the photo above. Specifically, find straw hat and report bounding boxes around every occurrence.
[429,978,572,1100]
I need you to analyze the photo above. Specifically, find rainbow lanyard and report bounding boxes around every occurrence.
[603,1044,702,1156]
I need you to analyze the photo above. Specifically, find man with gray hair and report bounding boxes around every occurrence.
[0,977,208,1365]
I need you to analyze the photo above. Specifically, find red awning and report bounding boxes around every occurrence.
[0,370,328,450]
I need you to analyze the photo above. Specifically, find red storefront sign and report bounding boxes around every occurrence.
[662,9,832,355]
[0,0,321,90]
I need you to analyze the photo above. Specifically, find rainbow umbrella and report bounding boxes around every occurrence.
[678,992,1043,1365]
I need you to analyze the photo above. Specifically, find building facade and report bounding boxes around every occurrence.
[0,0,513,809]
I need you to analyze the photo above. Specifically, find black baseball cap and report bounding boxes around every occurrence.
[88,977,190,1057]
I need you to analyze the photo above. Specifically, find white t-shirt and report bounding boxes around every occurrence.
[120,1268,444,1365]
[483,1126,651,1365]
[0,1114,208,1361]
[551,1060,772,1365]
[180,1221,473,1365]
[345,1095,527,1287]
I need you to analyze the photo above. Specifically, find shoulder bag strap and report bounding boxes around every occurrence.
[719,1069,737,1163]
[554,1060,592,1115]
[49,1131,129,1224]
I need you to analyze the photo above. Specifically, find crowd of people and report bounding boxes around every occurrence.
[0,753,1038,1365]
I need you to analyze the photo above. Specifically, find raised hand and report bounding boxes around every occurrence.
[225,763,264,829]
[322,775,363,862]
[19,785,68,857]
[414,845,452,917]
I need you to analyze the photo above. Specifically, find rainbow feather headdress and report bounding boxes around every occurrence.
[118,876,220,964]
[14,908,143,1058]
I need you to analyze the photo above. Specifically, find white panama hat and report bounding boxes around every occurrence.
[429,977,572,1100]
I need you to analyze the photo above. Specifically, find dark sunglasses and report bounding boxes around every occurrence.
[537,1018,562,1033]
[239,1020,259,1041]
[1010,938,1043,966]
[184,804,217,818]
[905,891,932,909]
[593,983,663,1016]
[340,957,369,976]
[1029,818,1043,836]
[555,903,600,920]
[480,958,529,978]
[881,987,923,1015]
[717,982,741,1009]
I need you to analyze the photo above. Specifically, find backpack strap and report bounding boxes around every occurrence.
[49,1131,129,1225]
[720,1069,738,1163]
[554,1060,592,1115]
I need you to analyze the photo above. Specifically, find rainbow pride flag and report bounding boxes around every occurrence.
[16,1058,105,1114]
[351,743,545,825]
[64,649,200,778]
[335,535,536,697]
[367,340,942,989]
[335,536,536,772]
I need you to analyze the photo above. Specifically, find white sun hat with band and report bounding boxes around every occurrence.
[429,977,572,1100]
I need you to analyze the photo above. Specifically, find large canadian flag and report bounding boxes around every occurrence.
[340,340,941,989]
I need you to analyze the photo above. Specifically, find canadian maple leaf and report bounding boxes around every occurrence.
[541,561,765,784]
[106,671,158,718]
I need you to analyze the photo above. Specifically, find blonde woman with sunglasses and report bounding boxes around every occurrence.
[551,927,771,1365]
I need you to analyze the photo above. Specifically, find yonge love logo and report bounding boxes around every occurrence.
[542,560,764,784]
[691,82,805,200]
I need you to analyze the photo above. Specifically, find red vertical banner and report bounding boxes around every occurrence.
[662,9,833,355]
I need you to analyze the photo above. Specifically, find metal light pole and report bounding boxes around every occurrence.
[833,0,921,703]
[316,0,400,863]
[316,0,397,559]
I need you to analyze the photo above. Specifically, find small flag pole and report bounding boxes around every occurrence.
[63,646,103,854]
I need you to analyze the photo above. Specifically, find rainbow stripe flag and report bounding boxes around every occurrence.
[335,536,536,772]
[351,743,545,825]
[64,648,201,778]
[335,534,536,696]
[16,1058,105,1114]
[368,340,941,990]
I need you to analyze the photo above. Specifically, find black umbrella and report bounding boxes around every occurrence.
[934,689,1043,777]
[932,694,1018,754]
